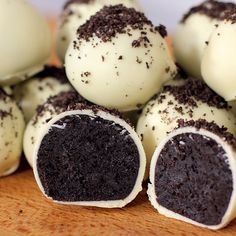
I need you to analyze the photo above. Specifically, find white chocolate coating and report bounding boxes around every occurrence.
[0,93,25,177]
[148,127,236,230]
[13,75,73,122]
[0,0,51,85]
[174,13,218,79]
[33,109,146,208]
[136,81,236,179]
[57,0,142,61]
[66,26,176,111]
[24,101,68,167]
[202,21,236,101]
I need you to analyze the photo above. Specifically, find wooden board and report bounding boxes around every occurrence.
[0,161,236,236]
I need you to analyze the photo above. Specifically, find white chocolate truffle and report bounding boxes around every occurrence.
[0,89,25,177]
[65,5,177,112]
[137,79,236,178]
[0,0,51,85]
[23,91,90,167]
[57,0,142,61]
[13,66,73,122]
[33,107,146,208]
[202,9,236,101]
[148,120,236,230]
[174,0,235,79]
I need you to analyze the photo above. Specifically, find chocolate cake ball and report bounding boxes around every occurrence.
[137,79,236,178]
[65,5,177,112]
[0,89,25,177]
[57,0,142,61]
[23,91,90,167]
[0,0,51,85]
[174,0,235,79]
[33,107,146,208]
[202,6,236,101]
[148,119,236,230]
[13,66,74,122]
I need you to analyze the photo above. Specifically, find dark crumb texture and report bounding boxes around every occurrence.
[155,25,167,38]
[33,91,91,125]
[77,4,166,42]
[0,89,14,120]
[223,6,236,23]
[155,132,233,225]
[177,119,236,151]
[174,64,188,80]
[35,65,68,84]
[181,0,235,23]
[37,115,140,202]
[163,79,228,109]
[0,110,12,120]
[33,91,131,127]
[63,0,93,10]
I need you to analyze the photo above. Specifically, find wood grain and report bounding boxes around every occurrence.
[0,161,235,236]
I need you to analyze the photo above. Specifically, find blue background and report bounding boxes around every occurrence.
[30,0,203,32]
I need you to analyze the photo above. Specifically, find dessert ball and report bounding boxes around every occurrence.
[202,7,236,101]
[148,119,236,230]
[174,0,235,79]
[0,0,51,85]
[24,91,90,167]
[13,66,73,122]
[57,0,142,61]
[137,79,236,177]
[65,5,177,112]
[33,106,146,208]
[0,89,25,177]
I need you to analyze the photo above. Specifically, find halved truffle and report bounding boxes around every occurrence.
[137,79,236,179]
[33,107,146,208]
[148,119,236,230]
[23,91,90,167]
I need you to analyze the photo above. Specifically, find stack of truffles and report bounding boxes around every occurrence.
[2,0,236,230]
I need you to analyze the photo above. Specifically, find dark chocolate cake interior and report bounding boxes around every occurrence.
[155,132,233,225]
[37,114,140,202]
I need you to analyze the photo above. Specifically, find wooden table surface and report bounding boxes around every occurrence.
[0,161,235,236]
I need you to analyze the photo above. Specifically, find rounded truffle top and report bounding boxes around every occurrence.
[34,91,131,127]
[181,0,235,23]
[177,119,236,150]
[33,91,90,125]
[77,4,167,42]
[63,0,92,10]
[161,79,229,109]
[35,66,68,84]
